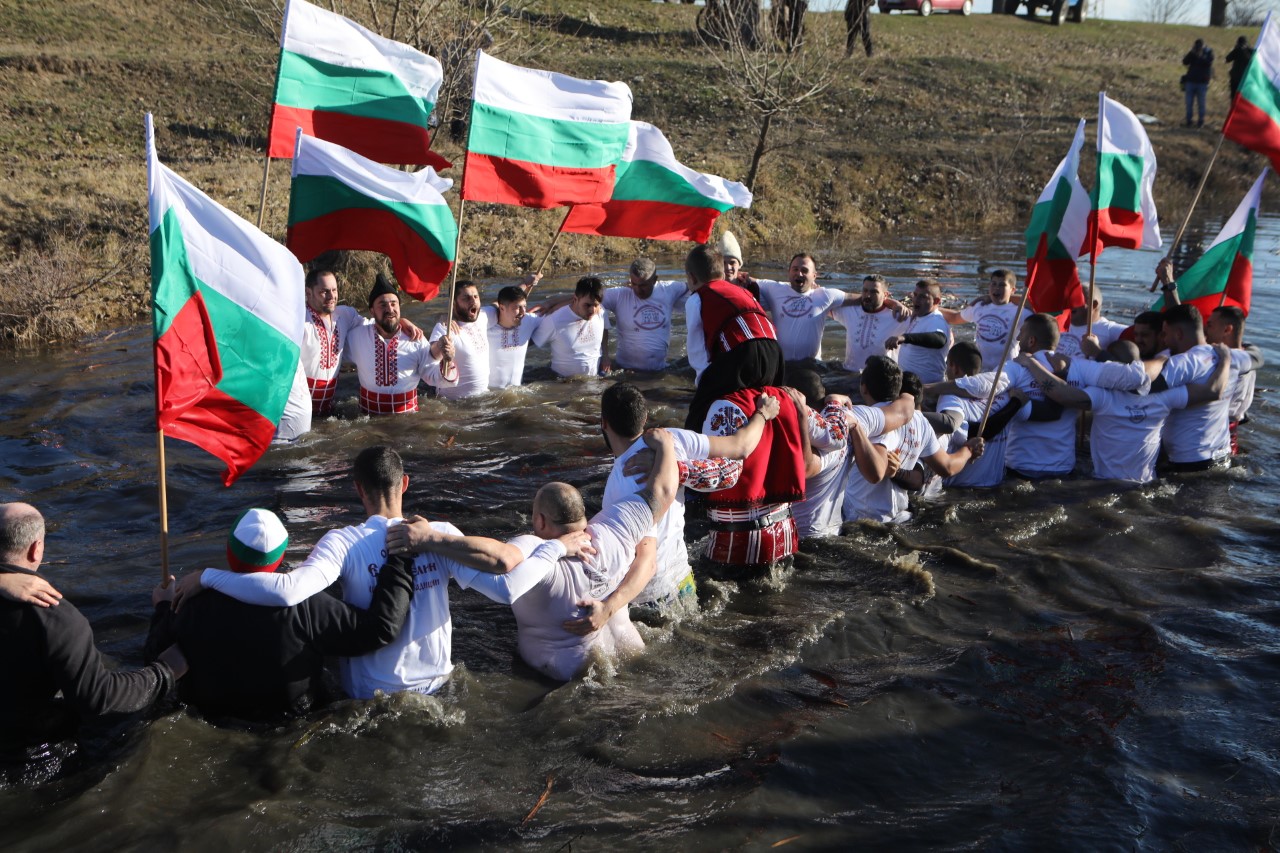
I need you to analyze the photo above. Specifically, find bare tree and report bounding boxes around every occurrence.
[696,5,849,192]
[698,0,763,50]
[1142,0,1197,24]
[1226,0,1268,26]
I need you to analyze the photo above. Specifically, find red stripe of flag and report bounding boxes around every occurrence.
[268,105,451,170]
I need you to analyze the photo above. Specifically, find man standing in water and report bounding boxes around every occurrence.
[756,253,852,363]
[830,274,907,375]
[430,281,492,400]
[940,269,1023,371]
[0,502,185,768]
[532,276,607,378]
[484,278,544,389]
[346,275,457,414]
[885,279,952,384]
[600,258,689,372]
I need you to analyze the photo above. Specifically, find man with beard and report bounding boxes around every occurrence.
[885,279,953,384]
[756,253,853,363]
[346,274,457,415]
[430,281,491,400]
[831,274,907,374]
[600,258,688,372]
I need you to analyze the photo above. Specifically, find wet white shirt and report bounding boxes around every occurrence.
[830,304,906,372]
[531,305,604,377]
[430,311,492,400]
[842,404,903,523]
[1057,318,1127,359]
[1086,386,1189,483]
[301,305,363,386]
[484,306,542,389]
[938,393,1009,489]
[959,302,1022,369]
[1003,352,1078,477]
[346,325,455,397]
[758,280,847,361]
[897,310,952,383]
[1159,344,1230,463]
[601,281,688,371]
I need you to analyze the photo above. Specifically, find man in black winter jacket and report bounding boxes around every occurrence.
[145,508,415,723]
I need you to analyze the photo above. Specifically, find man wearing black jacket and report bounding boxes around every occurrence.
[0,502,185,763]
[145,508,415,723]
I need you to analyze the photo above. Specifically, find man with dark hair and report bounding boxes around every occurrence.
[484,275,543,389]
[756,253,855,363]
[1183,38,1214,128]
[885,279,952,383]
[934,342,1024,489]
[940,269,1023,369]
[532,276,606,377]
[147,509,415,722]
[1131,311,1165,361]
[599,381,778,608]
[430,281,492,399]
[346,274,457,414]
[842,356,913,523]
[1,502,185,769]
[1226,36,1254,98]
[886,372,984,518]
[1206,304,1264,452]
[830,274,907,375]
[1151,303,1232,470]
[175,446,524,698]
[996,312,1080,479]
[600,258,688,372]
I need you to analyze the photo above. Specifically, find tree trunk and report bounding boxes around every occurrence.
[698,0,762,49]
[1209,0,1227,25]
[746,112,773,192]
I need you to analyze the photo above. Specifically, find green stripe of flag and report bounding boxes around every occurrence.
[1092,151,1144,213]
[155,208,299,421]
[151,208,198,339]
[468,102,630,169]
[275,50,433,127]
[1238,57,1280,127]
[1176,221,1252,302]
[288,174,456,261]
[1026,176,1078,260]
[611,160,735,211]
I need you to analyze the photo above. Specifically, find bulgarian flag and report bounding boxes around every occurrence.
[266,0,449,170]
[560,121,752,242]
[1025,119,1090,313]
[1224,14,1280,172]
[462,50,632,208]
[287,132,456,303]
[1086,93,1161,257]
[147,115,305,487]
[1153,168,1266,318]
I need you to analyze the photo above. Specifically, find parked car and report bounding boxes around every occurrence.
[879,0,973,15]
[999,0,1086,24]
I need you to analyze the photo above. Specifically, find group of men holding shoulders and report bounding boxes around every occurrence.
[2,239,1263,771]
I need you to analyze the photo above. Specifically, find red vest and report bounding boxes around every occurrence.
[698,280,776,359]
[707,387,806,508]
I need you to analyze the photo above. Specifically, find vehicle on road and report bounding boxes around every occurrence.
[879,0,973,16]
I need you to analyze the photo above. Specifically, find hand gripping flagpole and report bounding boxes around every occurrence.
[976,252,1039,437]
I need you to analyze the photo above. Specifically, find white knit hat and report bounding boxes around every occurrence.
[718,231,743,263]
[226,508,289,574]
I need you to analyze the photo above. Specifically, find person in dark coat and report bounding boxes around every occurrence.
[1226,36,1254,98]
[1183,38,1214,128]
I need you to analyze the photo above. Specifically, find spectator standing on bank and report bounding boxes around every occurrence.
[1183,38,1214,128]
[1226,36,1254,99]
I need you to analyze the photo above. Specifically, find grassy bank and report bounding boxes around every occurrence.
[0,0,1267,343]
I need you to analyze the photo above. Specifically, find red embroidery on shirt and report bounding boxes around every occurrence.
[311,309,338,370]
[375,336,399,387]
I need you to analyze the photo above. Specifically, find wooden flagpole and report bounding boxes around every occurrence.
[1148,134,1227,291]
[256,3,289,230]
[157,429,171,586]
[255,154,272,229]
[534,207,575,278]
[976,256,1039,436]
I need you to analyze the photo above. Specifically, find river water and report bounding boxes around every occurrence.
[2,217,1278,850]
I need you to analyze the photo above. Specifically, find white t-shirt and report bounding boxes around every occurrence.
[201,515,470,699]
[274,360,313,443]
[430,311,492,400]
[888,410,943,521]
[794,403,851,538]
[1086,386,1189,483]
[531,304,604,377]
[601,281,688,371]
[484,306,542,389]
[346,325,455,397]
[898,310,952,383]
[830,304,906,372]
[1227,347,1255,423]
[1003,352,1078,476]
[959,302,1022,369]
[603,429,711,605]
[1057,318,1128,359]
[758,280,846,361]
[463,496,656,681]
[842,404,903,523]
[937,393,1008,489]
[1159,344,1230,463]
[301,305,364,385]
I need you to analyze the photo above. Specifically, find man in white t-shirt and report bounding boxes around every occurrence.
[940,269,1023,370]
[600,258,688,372]
[1017,340,1229,483]
[1058,289,1127,359]
[531,276,606,378]
[842,356,916,524]
[485,280,544,389]
[1149,304,1233,470]
[346,276,457,414]
[935,342,1024,490]
[429,281,492,400]
[830,274,908,374]
[993,312,1079,478]
[885,279,952,383]
[175,446,528,698]
[757,253,854,362]
[1205,305,1263,454]
[600,382,778,609]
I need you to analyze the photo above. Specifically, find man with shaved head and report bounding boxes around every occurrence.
[0,502,185,768]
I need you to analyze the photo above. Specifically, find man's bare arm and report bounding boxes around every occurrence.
[1017,355,1092,410]
[562,537,657,636]
[637,428,680,524]
[386,516,523,574]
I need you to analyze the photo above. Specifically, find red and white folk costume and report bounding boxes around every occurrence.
[345,324,457,415]
[300,304,363,415]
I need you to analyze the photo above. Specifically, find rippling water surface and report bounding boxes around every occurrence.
[2,220,1278,850]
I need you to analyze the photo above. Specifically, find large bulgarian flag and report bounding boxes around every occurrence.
[266,0,449,170]
[1025,119,1090,312]
[1153,168,1266,318]
[1086,93,1161,257]
[462,50,632,208]
[147,115,305,487]
[1224,14,1280,171]
[560,121,752,242]
[287,132,456,302]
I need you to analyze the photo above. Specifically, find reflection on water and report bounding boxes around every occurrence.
[1,221,1279,849]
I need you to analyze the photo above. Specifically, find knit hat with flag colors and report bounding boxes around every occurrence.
[226,509,289,573]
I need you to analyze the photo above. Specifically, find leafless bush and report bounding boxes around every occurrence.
[1142,0,1197,25]
[1226,0,1268,26]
